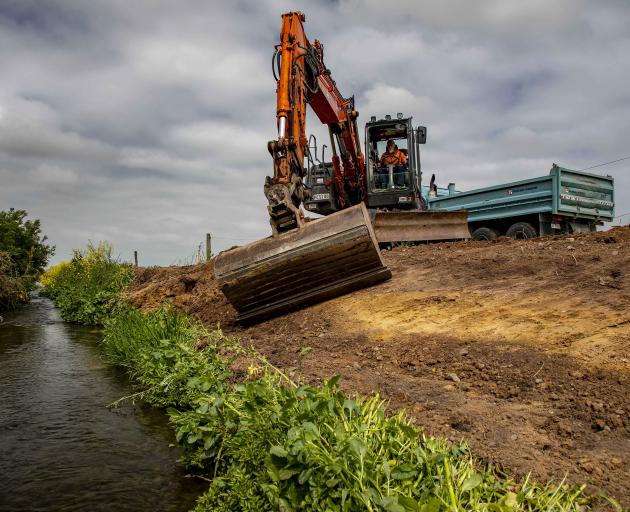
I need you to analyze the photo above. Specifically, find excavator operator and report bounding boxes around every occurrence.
[379,139,407,167]
[378,139,407,187]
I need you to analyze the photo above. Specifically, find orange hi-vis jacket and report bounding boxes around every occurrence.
[379,149,407,167]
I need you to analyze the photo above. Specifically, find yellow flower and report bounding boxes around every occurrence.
[247,364,261,377]
[40,261,70,288]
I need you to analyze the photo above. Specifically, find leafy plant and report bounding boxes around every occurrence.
[103,306,232,409]
[179,372,587,512]
[41,241,133,325]
[39,260,69,289]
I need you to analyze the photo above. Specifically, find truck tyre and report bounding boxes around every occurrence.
[506,222,537,239]
[471,227,500,241]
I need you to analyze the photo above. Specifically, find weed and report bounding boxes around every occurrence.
[103,307,232,409]
[179,370,588,511]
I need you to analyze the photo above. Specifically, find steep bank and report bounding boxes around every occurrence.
[129,227,630,506]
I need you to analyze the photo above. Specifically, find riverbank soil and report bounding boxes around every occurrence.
[129,227,630,507]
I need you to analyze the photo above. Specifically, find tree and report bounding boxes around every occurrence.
[0,208,55,282]
[0,251,28,309]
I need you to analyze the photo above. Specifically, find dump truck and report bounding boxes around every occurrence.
[428,164,615,240]
[214,11,468,323]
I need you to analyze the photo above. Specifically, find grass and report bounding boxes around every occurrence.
[102,306,591,512]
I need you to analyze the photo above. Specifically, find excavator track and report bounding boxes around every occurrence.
[214,204,391,324]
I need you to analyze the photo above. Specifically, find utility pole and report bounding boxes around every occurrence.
[206,233,212,261]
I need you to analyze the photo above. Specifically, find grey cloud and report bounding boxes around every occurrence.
[0,96,116,160]
[1,0,628,267]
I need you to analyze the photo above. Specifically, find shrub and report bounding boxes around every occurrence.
[41,241,133,325]
[39,260,70,290]
[0,208,54,309]
[0,252,29,310]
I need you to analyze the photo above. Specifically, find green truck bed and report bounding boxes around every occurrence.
[428,164,614,224]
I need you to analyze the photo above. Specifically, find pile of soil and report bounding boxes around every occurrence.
[129,227,630,507]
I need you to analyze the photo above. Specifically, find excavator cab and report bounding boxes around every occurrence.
[305,116,427,214]
[365,115,470,244]
[366,116,419,207]
[304,162,337,215]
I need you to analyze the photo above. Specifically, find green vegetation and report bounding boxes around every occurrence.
[0,251,28,309]
[41,241,133,325]
[0,208,54,310]
[103,306,589,512]
[103,307,231,409]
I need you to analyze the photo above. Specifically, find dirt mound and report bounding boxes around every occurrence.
[129,262,234,326]
[129,227,630,507]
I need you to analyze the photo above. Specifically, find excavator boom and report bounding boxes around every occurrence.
[265,12,366,233]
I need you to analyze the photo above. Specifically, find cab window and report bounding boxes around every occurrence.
[375,138,408,161]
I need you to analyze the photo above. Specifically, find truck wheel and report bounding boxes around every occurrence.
[506,222,537,239]
[471,227,500,241]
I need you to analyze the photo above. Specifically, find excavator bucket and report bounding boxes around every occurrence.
[372,210,470,243]
[214,204,391,324]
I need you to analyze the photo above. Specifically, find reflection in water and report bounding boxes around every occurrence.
[0,295,206,511]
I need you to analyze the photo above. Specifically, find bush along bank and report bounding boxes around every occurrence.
[103,306,590,512]
[0,208,55,310]
[0,251,29,310]
[40,241,133,325]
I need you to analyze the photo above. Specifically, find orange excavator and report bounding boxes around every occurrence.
[214,12,468,323]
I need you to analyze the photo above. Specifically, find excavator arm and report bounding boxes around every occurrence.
[213,11,390,324]
[265,12,366,235]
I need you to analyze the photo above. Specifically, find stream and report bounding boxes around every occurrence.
[0,294,206,511]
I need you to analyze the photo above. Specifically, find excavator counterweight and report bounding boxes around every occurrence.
[214,204,390,324]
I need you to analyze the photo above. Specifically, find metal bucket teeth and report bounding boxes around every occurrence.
[214,204,391,324]
[373,210,470,243]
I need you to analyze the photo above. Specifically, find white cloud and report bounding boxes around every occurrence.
[341,0,584,40]
[119,148,210,177]
[28,163,79,185]
[361,85,437,122]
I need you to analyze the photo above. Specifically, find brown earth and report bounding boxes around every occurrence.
[129,227,630,507]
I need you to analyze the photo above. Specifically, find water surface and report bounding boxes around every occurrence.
[0,295,206,511]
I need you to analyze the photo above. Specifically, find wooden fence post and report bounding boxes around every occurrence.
[206,233,212,261]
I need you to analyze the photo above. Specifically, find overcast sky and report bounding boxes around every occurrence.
[1,0,628,266]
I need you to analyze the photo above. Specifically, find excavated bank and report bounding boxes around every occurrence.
[129,227,630,507]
